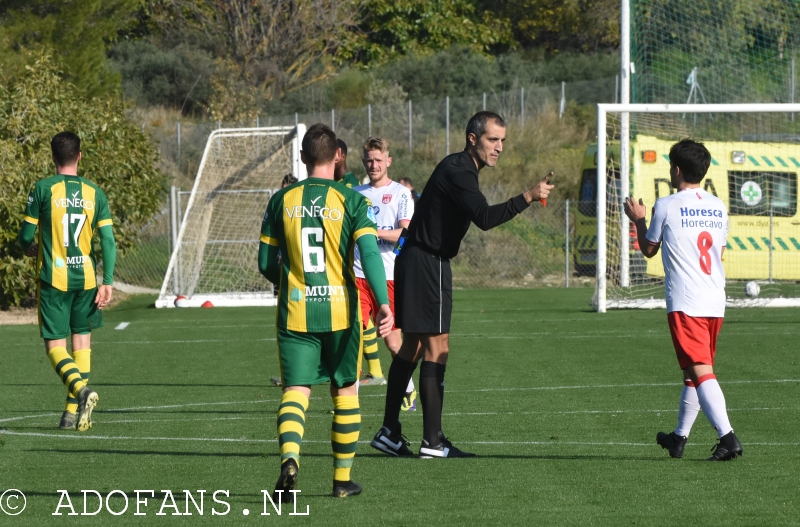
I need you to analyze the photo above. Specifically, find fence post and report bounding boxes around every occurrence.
[789,55,795,121]
[256,115,260,128]
[169,186,178,257]
[521,87,525,129]
[331,109,335,131]
[769,206,774,283]
[176,121,181,164]
[294,113,298,126]
[408,100,412,152]
[445,96,450,155]
[175,189,184,294]
[565,199,570,288]
[368,104,372,137]
[559,82,566,119]
[483,92,486,111]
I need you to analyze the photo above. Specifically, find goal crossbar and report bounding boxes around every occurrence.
[596,103,800,313]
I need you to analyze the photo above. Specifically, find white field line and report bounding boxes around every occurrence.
[3,338,277,346]
[2,378,797,424]
[1,430,797,448]
[3,328,794,347]
[36,406,800,426]
[114,322,130,330]
[448,378,800,394]
[5,331,797,347]
[154,324,275,329]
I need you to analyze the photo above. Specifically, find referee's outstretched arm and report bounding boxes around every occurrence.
[450,171,553,231]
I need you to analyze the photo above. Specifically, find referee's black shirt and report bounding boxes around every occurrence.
[407,150,530,259]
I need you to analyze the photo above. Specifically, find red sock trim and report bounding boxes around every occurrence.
[683,379,695,387]
[696,373,716,386]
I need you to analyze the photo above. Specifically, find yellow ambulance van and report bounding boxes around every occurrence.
[574,136,800,280]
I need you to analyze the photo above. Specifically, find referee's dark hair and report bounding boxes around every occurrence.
[51,131,81,166]
[337,139,348,156]
[668,139,711,184]
[302,124,338,166]
[465,111,506,146]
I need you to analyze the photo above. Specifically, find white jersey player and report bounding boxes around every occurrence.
[353,137,417,410]
[352,180,413,280]
[625,139,742,461]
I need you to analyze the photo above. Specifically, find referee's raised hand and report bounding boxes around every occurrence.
[523,172,555,204]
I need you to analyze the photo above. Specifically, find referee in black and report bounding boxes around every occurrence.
[370,111,553,458]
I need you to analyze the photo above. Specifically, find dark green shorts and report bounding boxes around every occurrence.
[277,324,362,388]
[38,282,103,340]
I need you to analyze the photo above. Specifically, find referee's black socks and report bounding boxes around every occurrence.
[420,361,446,447]
[382,355,418,432]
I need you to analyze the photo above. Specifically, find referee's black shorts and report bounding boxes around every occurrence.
[394,244,452,334]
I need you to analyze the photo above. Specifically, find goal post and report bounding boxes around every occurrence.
[595,103,800,313]
[156,125,306,308]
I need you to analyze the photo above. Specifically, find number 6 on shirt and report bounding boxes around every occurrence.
[697,231,713,275]
[302,227,326,273]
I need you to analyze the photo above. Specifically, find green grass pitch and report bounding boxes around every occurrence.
[1,289,799,525]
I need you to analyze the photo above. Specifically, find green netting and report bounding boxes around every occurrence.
[632,0,800,104]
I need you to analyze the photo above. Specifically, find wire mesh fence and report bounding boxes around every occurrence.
[119,78,618,292]
[113,194,594,293]
[146,77,617,187]
[113,207,172,292]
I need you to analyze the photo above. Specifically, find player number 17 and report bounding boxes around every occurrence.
[61,213,87,248]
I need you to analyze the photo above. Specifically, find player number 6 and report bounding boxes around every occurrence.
[301,227,326,273]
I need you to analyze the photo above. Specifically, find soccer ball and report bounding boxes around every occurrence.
[744,281,760,298]
[174,295,189,308]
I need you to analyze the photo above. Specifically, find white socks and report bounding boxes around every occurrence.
[406,377,415,394]
[674,383,700,437]
[696,375,733,438]
[674,375,733,439]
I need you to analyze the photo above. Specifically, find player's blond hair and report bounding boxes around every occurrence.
[363,137,389,156]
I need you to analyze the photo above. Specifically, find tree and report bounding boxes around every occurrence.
[483,0,620,53]
[0,0,140,98]
[0,54,164,307]
[150,0,364,119]
[350,0,515,64]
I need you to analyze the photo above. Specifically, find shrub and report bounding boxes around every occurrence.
[0,54,164,307]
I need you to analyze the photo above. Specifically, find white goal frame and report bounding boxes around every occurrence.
[596,103,800,313]
[156,125,306,308]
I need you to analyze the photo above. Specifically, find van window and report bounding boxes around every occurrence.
[728,171,797,217]
[578,169,596,216]
[578,168,621,217]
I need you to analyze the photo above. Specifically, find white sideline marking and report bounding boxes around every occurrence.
[98,338,276,345]
[1,430,797,448]
[455,378,800,394]
[2,378,797,424]
[115,322,130,330]
[0,412,61,423]
[4,328,795,347]
[44,406,800,426]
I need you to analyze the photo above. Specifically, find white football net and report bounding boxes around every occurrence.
[594,104,800,312]
[156,126,305,308]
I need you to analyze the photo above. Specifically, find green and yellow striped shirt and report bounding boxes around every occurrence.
[24,175,113,291]
[339,172,360,188]
[261,178,378,332]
